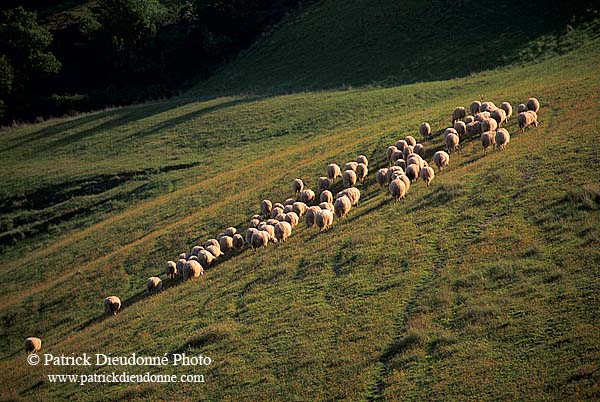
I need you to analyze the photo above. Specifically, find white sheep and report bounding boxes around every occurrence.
[419,122,431,141]
[394,159,407,170]
[251,231,269,250]
[387,145,398,163]
[443,127,458,140]
[25,337,42,354]
[480,131,496,154]
[419,166,435,187]
[260,225,276,242]
[386,166,404,184]
[454,121,467,138]
[261,200,272,219]
[517,110,538,131]
[356,163,368,183]
[219,236,234,252]
[271,206,284,219]
[320,190,333,204]
[185,260,204,280]
[389,178,406,202]
[327,163,342,181]
[292,201,308,216]
[526,97,540,112]
[343,169,357,188]
[500,101,512,121]
[336,187,360,206]
[292,178,304,195]
[334,195,352,218]
[104,296,121,315]
[405,136,417,147]
[376,168,389,186]
[147,277,163,293]
[495,128,510,151]
[405,164,419,182]
[490,108,507,126]
[283,205,293,214]
[198,249,216,267]
[317,176,332,192]
[165,261,177,279]
[481,118,498,133]
[470,101,481,116]
[413,143,425,158]
[433,151,449,172]
[233,233,244,250]
[445,132,460,153]
[285,211,300,228]
[466,121,482,137]
[356,155,369,166]
[344,161,358,172]
[299,189,316,204]
[480,101,497,113]
[452,106,466,123]
[305,206,322,227]
[398,174,411,193]
[517,103,528,113]
[206,244,222,258]
[315,209,334,232]
[395,140,408,152]
[464,115,475,124]
[246,227,259,245]
[274,221,293,242]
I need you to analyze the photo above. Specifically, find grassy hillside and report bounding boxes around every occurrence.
[193,0,600,95]
[0,33,599,400]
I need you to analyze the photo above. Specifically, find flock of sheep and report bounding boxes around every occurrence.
[24,97,541,354]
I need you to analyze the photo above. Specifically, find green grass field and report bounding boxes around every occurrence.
[1,1,600,401]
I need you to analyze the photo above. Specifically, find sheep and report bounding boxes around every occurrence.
[454,121,467,138]
[305,206,322,228]
[356,163,368,183]
[490,108,507,126]
[246,227,259,245]
[517,103,528,113]
[283,205,293,214]
[251,231,269,250]
[517,110,539,131]
[480,101,497,113]
[480,131,496,154]
[165,261,177,279]
[344,161,358,172]
[433,151,449,172]
[405,136,417,147]
[104,296,121,315]
[356,155,369,166]
[480,118,498,133]
[273,202,284,210]
[275,212,287,222]
[233,234,244,250]
[389,178,406,202]
[24,337,42,354]
[475,111,491,122]
[274,221,293,242]
[407,152,424,167]
[216,233,226,240]
[327,163,342,181]
[495,128,510,150]
[188,255,200,262]
[466,121,482,137]
[395,140,408,152]
[147,277,163,294]
[317,176,332,192]
[405,164,419,182]
[419,166,435,187]
[452,106,466,123]
[386,166,404,183]
[398,174,411,193]
[402,145,414,160]
[413,143,425,158]
[419,122,431,141]
[315,209,334,232]
[292,201,308,216]
[178,252,189,261]
[261,200,272,219]
[223,227,235,237]
[190,245,203,256]
[445,132,460,153]
[334,195,352,218]
[219,236,234,253]
[464,115,475,124]
[265,218,280,226]
[292,178,304,195]
[206,244,223,258]
[443,127,458,140]
[320,190,333,204]
[318,201,334,212]
[187,260,204,280]
[271,207,284,219]
[260,225,276,242]
[249,217,260,228]
[176,259,187,277]
[299,189,316,204]
[336,187,361,206]
[376,168,389,186]
[470,100,481,116]
[198,249,216,267]
[526,97,540,112]
[343,170,357,188]
[386,146,398,162]
[391,150,405,163]
[285,211,300,228]
[283,198,295,206]
[500,101,512,121]
[394,159,407,170]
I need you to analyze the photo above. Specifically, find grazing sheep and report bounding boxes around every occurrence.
[147,277,163,294]
[261,225,276,242]
[490,108,507,126]
[305,206,322,228]
[419,166,435,187]
[315,209,334,232]
[413,143,425,158]
[300,189,316,204]
[275,212,287,221]
[219,236,234,253]
[481,118,498,133]
[500,102,512,121]
[292,178,304,195]
[464,115,475,124]
[292,201,308,216]
[261,200,272,219]
[344,161,358,172]
[356,163,368,183]
[517,103,528,113]
[176,258,187,276]
[320,190,333,204]
[356,155,369,166]
[466,121,482,137]
[246,227,259,245]
[274,221,293,242]
[104,296,121,315]
[526,97,540,112]
[216,233,226,241]
[445,132,460,153]
[206,244,223,258]
[285,211,300,228]
[394,159,407,170]
[387,145,398,162]
[178,252,189,261]
[454,121,467,138]
[188,255,200,262]
[420,122,431,141]
[265,218,280,226]
[389,178,406,202]
[317,176,332,192]
[343,169,357,188]
[475,111,491,122]
[249,217,260,228]
[24,337,42,354]
[251,231,269,250]
[273,202,284,210]
[165,261,177,279]
[336,187,361,206]
[405,164,419,182]
[386,166,404,183]
[224,227,236,237]
[334,195,352,218]
[190,245,203,256]
[376,168,389,186]
[470,100,481,116]
[319,202,334,212]
[406,155,424,170]
[517,110,539,131]
[283,205,293,214]
[186,260,204,280]
[391,149,405,163]
[198,249,216,267]
[402,145,414,160]
[327,163,342,181]
[204,239,218,250]
[433,151,450,172]
[283,198,294,206]
[443,127,458,140]
[480,131,496,153]
[495,128,510,151]
[395,140,408,152]
[233,234,244,250]
[271,207,284,219]
[405,136,417,147]
[480,101,497,113]
[452,106,466,123]
[398,174,411,193]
